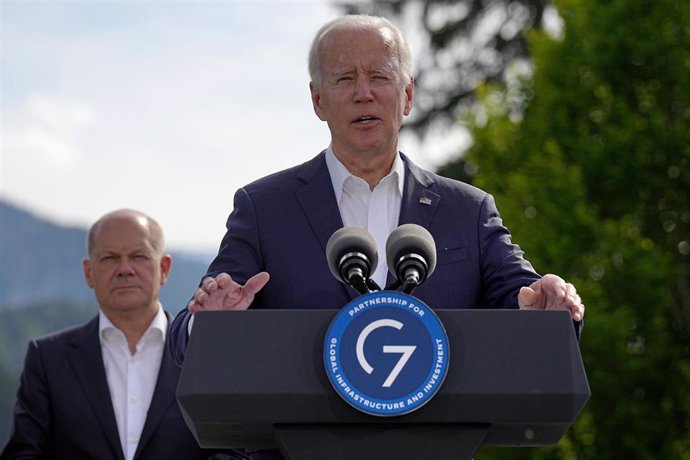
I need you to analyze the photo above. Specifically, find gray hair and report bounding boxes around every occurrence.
[86,209,165,256]
[308,15,412,88]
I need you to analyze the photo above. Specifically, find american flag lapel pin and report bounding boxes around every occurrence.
[419,196,432,205]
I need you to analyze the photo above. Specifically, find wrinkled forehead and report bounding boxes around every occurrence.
[320,26,400,72]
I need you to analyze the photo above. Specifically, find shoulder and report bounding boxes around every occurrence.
[29,316,97,350]
[402,153,490,203]
[243,151,327,193]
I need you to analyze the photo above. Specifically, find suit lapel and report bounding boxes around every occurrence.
[67,316,125,460]
[399,153,440,228]
[294,152,355,300]
[134,313,178,458]
[292,152,441,298]
[295,152,344,250]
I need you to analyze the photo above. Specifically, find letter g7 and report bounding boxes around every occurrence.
[356,319,417,388]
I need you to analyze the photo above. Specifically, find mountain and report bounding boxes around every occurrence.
[0,199,212,312]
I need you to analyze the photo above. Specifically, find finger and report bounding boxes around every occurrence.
[568,301,583,321]
[193,287,207,304]
[518,286,539,309]
[572,307,583,321]
[201,276,217,293]
[564,285,584,321]
[565,283,577,302]
[563,299,583,321]
[215,272,236,290]
[563,282,581,313]
[542,274,567,300]
[188,299,201,315]
[244,272,270,295]
[572,292,581,306]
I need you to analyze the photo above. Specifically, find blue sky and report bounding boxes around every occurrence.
[1,0,463,253]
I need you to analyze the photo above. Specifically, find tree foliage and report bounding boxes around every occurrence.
[441,0,690,457]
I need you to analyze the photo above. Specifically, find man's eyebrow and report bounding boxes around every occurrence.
[332,68,354,77]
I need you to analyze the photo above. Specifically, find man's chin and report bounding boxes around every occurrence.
[348,139,393,156]
[110,287,146,299]
[107,291,151,310]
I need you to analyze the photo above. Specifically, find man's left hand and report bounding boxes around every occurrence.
[518,274,584,321]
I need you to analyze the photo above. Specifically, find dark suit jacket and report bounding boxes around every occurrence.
[1,313,213,460]
[169,151,544,363]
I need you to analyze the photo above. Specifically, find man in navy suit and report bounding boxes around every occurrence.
[168,15,585,460]
[169,15,584,363]
[1,209,236,460]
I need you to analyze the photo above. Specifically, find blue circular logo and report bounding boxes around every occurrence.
[324,291,450,416]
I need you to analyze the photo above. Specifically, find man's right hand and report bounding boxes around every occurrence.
[188,272,270,314]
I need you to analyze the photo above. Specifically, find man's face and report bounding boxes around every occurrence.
[310,26,413,160]
[83,216,171,318]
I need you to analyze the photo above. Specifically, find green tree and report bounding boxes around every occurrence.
[341,0,550,147]
[438,0,689,457]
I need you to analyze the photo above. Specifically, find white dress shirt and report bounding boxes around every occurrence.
[99,305,167,460]
[325,145,404,288]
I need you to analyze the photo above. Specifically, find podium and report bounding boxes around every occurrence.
[177,309,589,459]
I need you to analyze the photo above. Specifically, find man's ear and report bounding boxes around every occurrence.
[160,254,173,286]
[403,76,414,116]
[82,259,94,288]
[310,82,327,121]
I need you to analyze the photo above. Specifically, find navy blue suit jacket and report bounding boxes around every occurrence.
[1,313,217,460]
[169,152,542,363]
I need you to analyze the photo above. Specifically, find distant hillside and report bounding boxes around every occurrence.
[0,199,212,312]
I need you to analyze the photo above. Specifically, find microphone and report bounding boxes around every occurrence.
[326,227,379,295]
[385,224,437,294]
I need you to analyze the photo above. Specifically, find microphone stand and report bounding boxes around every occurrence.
[366,279,382,293]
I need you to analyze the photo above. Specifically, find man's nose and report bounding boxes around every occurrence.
[117,258,136,276]
[353,77,374,101]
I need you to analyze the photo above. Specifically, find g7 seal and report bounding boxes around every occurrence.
[323,291,450,416]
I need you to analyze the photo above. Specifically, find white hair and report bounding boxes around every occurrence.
[308,15,412,88]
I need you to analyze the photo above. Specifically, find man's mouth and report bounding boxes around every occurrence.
[353,116,378,124]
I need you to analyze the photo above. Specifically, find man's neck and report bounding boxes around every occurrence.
[105,305,159,354]
[333,149,397,190]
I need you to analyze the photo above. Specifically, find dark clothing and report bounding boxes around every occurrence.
[1,314,226,460]
[170,152,542,364]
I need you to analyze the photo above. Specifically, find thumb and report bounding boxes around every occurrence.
[518,286,539,309]
[244,271,270,295]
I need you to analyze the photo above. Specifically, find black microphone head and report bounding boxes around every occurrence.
[385,224,437,282]
[326,227,379,284]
